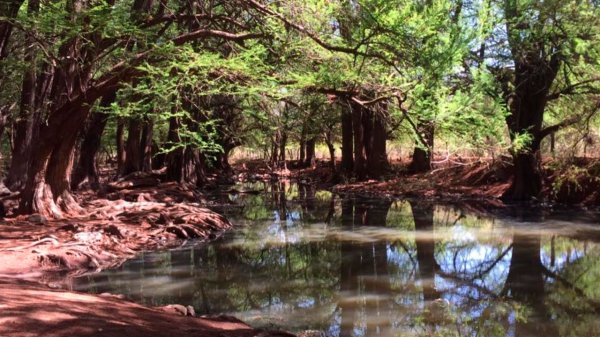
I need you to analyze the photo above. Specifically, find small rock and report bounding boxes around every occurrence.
[99,293,125,299]
[186,305,196,317]
[47,283,61,289]
[27,214,48,225]
[160,304,188,316]
[74,231,103,243]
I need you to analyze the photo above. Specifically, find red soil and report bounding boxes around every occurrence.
[0,279,293,337]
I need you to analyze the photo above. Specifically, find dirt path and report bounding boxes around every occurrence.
[0,280,292,337]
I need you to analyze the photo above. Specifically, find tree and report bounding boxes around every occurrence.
[480,0,600,200]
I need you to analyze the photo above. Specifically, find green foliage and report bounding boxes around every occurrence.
[511,131,534,154]
[1,0,600,174]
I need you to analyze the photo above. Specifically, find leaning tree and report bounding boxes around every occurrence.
[4,0,268,217]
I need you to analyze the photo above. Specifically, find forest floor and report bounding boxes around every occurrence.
[0,174,294,337]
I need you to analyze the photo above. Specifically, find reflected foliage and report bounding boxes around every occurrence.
[74,183,600,337]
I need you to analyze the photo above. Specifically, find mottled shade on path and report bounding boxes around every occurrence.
[0,281,291,337]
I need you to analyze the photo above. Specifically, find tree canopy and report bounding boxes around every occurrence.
[0,0,599,217]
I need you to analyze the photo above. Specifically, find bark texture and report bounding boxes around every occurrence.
[71,92,116,190]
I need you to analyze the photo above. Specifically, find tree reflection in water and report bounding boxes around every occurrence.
[72,183,600,337]
[339,197,392,337]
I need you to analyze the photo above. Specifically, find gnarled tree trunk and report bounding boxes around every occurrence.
[19,103,92,217]
[501,63,557,201]
[71,92,116,190]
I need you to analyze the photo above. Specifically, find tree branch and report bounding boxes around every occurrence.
[547,78,600,101]
[244,0,400,71]
[172,30,263,45]
[538,101,600,140]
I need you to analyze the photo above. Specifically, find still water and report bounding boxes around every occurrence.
[73,182,600,337]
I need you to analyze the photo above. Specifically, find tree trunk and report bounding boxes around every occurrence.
[341,104,354,174]
[0,106,9,141]
[140,118,153,172]
[324,129,336,172]
[45,118,86,214]
[501,64,556,201]
[365,107,388,178]
[123,119,143,175]
[270,137,278,168]
[211,142,236,177]
[164,116,205,185]
[503,150,543,201]
[500,3,561,201]
[351,102,366,180]
[304,137,316,167]
[278,130,287,169]
[299,128,306,164]
[165,117,184,182]
[5,0,40,191]
[5,64,37,190]
[19,103,91,217]
[71,92,115,190]
[19,0,102,217]
[193,150,206,188]
[0,0,24,59]
[116,119,125,174]
[410,122,434,173]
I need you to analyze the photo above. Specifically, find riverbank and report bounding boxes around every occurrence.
[233,157,600,207]
[0,178,294,337]
[0,180,232,278]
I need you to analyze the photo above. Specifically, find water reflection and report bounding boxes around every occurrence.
[72,182,600,337]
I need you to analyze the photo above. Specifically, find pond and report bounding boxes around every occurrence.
[71,182,600,337]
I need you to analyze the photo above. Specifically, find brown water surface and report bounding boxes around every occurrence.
[72,182,600,337]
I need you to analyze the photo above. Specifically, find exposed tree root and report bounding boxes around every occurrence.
[0,237,60,252]
[0,182,232,277]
